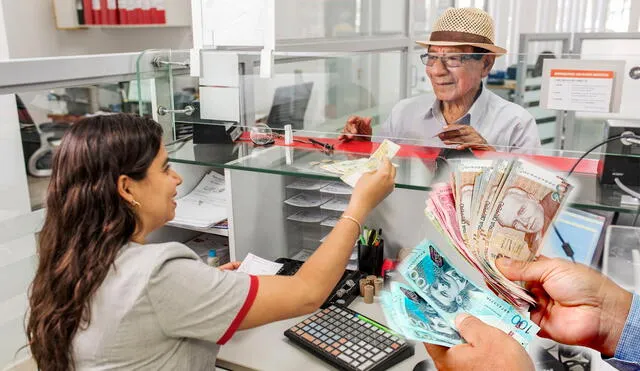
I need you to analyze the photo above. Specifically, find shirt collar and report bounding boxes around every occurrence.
[425,84,488,127]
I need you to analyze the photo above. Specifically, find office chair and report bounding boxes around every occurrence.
[17,95,69,177]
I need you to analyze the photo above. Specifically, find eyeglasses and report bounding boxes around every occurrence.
[420,53,483,68]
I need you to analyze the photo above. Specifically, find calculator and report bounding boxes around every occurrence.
[284,305,414,371]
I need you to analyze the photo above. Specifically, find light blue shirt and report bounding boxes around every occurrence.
[606,294,640,370]
[376,85,541,153]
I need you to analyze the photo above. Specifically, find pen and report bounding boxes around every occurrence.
[308,138,335,151]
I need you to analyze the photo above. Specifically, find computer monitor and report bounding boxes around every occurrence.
[266,82,313,130]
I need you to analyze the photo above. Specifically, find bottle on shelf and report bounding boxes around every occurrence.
[207,249,220,267]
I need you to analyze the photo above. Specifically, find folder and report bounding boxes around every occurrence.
[107,0,118,24]
[117,0,127,24]
[99,0,109,24]
[82,0,93,24]
[141,0,152,24]
[91,0,101,24]
[130,0,141,24]
[150,0,165,24]
[157,0,166,24]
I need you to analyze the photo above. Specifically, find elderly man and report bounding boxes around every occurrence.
[339,8,541,153]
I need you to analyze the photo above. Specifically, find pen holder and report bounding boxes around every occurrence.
[357,239,384,276]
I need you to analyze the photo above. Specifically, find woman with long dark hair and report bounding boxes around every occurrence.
[26,114,396,370]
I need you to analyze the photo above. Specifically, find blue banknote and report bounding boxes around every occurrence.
[390,282,462,346]
[398,240,540,348]
[380,288,458,347]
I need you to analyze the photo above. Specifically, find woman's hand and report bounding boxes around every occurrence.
[425,314,534,371]
[346,158,396,221]
[497,256,633,357]
[218,261,241,271]
[338,116,373,142]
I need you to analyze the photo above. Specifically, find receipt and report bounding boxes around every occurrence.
[237,253,284,275]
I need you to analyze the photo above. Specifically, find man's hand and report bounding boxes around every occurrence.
[437,124,495,151]
[338,116,372,142]
[425,314,534,371]
[497,256,633,357]
[218,261,241,271]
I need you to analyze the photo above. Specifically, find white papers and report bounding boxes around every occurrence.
[286,179,331,191]
[237,253,283,275]
[284,193,327,208]
[320,216,339,227]
[320,182,353,195]
[320,198,348,212]
[172,171,227,228]
[287,210,326,223]
[546,69,614,112]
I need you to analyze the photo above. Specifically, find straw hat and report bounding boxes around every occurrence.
[416,8,507,55]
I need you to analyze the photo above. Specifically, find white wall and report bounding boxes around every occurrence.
[0,0,37,368]
[2,0,192,58]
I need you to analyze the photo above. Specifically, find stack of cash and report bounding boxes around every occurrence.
[380,159,572,349]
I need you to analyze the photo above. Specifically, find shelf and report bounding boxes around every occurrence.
[166,221,229,237]
[168,139,640,214]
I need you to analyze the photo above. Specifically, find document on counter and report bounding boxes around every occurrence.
[237,253,284,275]
[172,171,227,228]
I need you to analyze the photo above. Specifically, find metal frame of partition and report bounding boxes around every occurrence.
[516,33,571,150]
[564,32,640,151]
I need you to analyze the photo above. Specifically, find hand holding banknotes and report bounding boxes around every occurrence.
[497,256,633,357]
[424,313,534,371]
[349,158,396,218]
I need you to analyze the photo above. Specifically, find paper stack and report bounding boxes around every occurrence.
[172,171,227,228]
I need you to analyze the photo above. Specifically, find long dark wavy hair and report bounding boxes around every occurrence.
[27,114,163,371]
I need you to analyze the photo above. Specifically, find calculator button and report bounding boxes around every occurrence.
[359,360,374,370]
[313,339,322,345]
[295,329,303,335]
[352,345,360,351]
[365,344,373,350]
[371,348,379,354]
[339,346,347,352]
[384,347,393,354]
[372,352,386,362]
[358,348,367,355]
[358,356,367,362]
[352,361,360,367]
[376,329,384,335]
[332,349,341,356]
[339,338,348,344]
[338,354,353,363]
[364,323,372,328]
[358,340,367,347]
[364,352,373,358]
[391,343,399,349]
[319,343,327,349]
[345,341,354,347]
[326,346,334,352]
[302,333,314,342]
[345,349,353,356]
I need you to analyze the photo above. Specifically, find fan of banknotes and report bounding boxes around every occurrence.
[381,158,573,349]
[429,158,573,308]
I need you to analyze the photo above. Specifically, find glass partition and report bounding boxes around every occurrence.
[142,48,640,213]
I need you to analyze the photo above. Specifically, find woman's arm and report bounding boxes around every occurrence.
[239,159,396,329]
